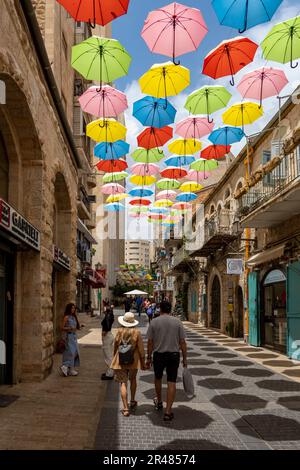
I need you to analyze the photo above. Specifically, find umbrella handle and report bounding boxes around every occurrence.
[173,58,180,66]
[207,115,213,124]
[158,149,164,155]
[229,76,235,86]
[98,122,106,128]
[88,19,96,29]
[291,60,298,69]
[238,27,246,34]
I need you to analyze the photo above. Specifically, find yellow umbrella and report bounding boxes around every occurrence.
[129,175,156,186]
[106,193,128,203]
[154,199,174,207]
[139,61,190,98]
[86,118,127,142]
[222,102,263,130]
[168,138,202,155]
[180,181,203,192]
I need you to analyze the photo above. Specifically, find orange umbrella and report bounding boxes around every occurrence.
[137,126,173,149]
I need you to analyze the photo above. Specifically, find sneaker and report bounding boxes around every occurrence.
[153,397,163,410]
[60,365,69,377]
[69,368,78,376]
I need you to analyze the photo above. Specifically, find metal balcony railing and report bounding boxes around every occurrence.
[204,209,235,241]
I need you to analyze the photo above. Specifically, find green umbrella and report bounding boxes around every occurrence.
[103,171,128,183]
[190,158,219,171]
[129,206,148,213]
[261,16,300,68]
[156,178,181,190]
[185,85,231,123]
[71,36,131,85]
[131,147,165,163]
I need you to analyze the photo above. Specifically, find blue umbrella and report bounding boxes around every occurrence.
[94,140,129,160]
[133,96,176,128]
[208,126,245,146]
[129,187,154,197]
[104,203,125,212]
[176,192,198,202]
[165,155,195,167]
[212,0,283,33]
[148,207,169,214]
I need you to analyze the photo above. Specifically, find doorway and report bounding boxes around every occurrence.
[236,286,244,338]
[0,248,14,384]
[211,275,221,329]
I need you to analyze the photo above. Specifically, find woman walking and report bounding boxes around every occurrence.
[60,303,81,377]
[111,312,146,416]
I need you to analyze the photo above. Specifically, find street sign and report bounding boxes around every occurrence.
[227,258,244,275]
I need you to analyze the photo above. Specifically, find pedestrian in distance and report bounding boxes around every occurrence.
[60,303,81,377]
[136,296,143,317]
[101,304,115,381]
[146,300,187,422]
[124,296,132,313]
[111,312,146,417]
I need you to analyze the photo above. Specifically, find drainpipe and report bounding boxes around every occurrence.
[20,0,82,170]
[244,139,253,343]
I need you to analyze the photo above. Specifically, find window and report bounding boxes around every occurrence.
[262,150,272,186]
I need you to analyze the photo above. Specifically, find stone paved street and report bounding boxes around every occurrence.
[95,314,300,451]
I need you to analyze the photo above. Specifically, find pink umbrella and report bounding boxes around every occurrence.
[156,190,177,200]
[131,162,160,176]
[237,67,288,107]
[176,117,214,139]
[129,212,148,218]
[101,183,125,195]
[78,85,128,118]
[187,170,211,181]
[141,2,208,65]
[173,202,192,210]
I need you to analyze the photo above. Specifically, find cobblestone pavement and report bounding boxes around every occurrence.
[94,315,300,451]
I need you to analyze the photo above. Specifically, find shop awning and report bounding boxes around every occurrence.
[247,244,286,267]
[83,268,106,288]
[77,218,97,244]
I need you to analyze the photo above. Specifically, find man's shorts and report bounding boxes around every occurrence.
[153,352,180,383]
[114,369,138,383]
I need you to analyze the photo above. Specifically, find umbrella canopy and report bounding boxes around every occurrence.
[202,37,258,86]
[131,148,164,163]
[139,61,190,99]
[160,167,188,179]
[156,190,177,200]
[165,155,195,167]
[129,198,152,206]
[103,171,128,183]
[94,140,129,159]
[107,193,128,203]
[168,138,201,155]
[133,96,176,128]
[190,158,218,172]
[87,118,126,143]
[176,192,198,202]
[175,117,214,140]
[102,183,125,195]
[237,67,288,106]
[129,175,157,186]
[71,36,131,84]
[129,187,154,197]
[185,86,232,123]
[173,201,192,210]
[137,126,173,149]
[162,219,179,225]
[154,199,174,207]
[212,0,283,33]
[129,206,149,213]
[148,213,167,221]
[148,207,169,214]
[124,289,148,295]
[56,0,130,27]
[156,178,181,190]
[78,85,128,118]
[141,2,208,64]
[208,126,245,146]
[96,159,127,172]
[201,144,231,160]
[187,170,212,181]
[130,212,147,218]
[179,181,203,192]
[222,102,263,130]
[261,16,300,68]
[131,163,160,176]
[104,202,125,212]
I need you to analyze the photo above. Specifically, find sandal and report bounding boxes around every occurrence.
[130,400,137,410]
[121,409,130,417]
[163,412,174,422]
[153,397,163,410]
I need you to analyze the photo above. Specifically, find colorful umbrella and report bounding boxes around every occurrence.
[175,117,214,140]
[129,175,157,186]
[129,198,152,206]
[208,126,245,146]
[185,86,231,123]
[176,192,198,202]
[156,178,181,190]
[165,155,195,167]
[131,148,164,163]
[78,85,128,118]
[94,140,129,159]
[96,159,127,172]
[102,183,125,195]
[141,2,208,64]
[87,119,126,143]
[137,126,173,149]
[131,163,160,176]
[148,213,167,221]
[202,37,258,86]
[261,16,300,68]
[190,158,219,172]
[168,138,201,155]
[173,201,192,210]
[156,190,177,200]
[130,206,149,213]
[160,167,188,179]
[133,96,176,127]
[130,212,147,218]
[139,62,190,100]
[148,207,169,214]
[71,37,131,85]
[187,170,212,181]
[237,67,288,106]
[107,193,128,203]
[104,202,125,212]
[201,145,231,160]
[162,219,179,225]
[103,171,128,183]
[212,0,283,33]
[154,199,174,207]
[57,0,130,27]
[222,102,263,130]
[179,181,203,192]
[129,187,154,197]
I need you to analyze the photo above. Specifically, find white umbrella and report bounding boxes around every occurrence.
[124,289,148,295]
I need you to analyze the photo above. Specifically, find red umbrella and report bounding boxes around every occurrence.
[56,0,130,27]
[129,199,151,206]
[160,167,187,179]
[202,37,258,86]
[137,126,173,149]
[96,159,128,172]
[201,145,231,160]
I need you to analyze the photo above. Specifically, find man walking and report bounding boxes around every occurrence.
[101,305,115,380]
[146,300,187,421]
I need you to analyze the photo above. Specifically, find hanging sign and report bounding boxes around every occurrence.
[53,245,71,271]
[227,258,244,275]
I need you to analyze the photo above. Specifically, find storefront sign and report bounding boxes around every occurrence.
[166,276,175,290]
[53,245,71,271]
[264,269,286,285]
[0,199,40,251]
[227,258,244,275]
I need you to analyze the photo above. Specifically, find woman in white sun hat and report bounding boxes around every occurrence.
[111,312,146,417]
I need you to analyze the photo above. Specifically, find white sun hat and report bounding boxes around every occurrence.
[118,312,139,328]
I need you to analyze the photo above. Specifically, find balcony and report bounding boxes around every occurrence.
[85,212,96,230]
[77,188,91,220]
[167,245,199,274]
[87,173,97,188]
[240,146,300,228]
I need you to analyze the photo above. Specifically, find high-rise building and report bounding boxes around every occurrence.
[125,240,151,269]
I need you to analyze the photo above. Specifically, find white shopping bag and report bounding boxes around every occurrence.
[182,367,195,399]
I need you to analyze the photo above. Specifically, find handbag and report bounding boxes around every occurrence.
[56,337,66,354]
[182,367,195,399]
[118,340,134,365]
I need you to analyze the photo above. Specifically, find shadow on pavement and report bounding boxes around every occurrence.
[137,404,213,430]
[211,393,268,410]
[218,360,253,367]
[197,378,243,390]
[277,396,300,411]
[234,414,300,440]
[188,367,222,377]
[255,379,300,392]
[142,387,192,402]
[207,353,238,359]
[156,439,234,450]
[232,368,274,378]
